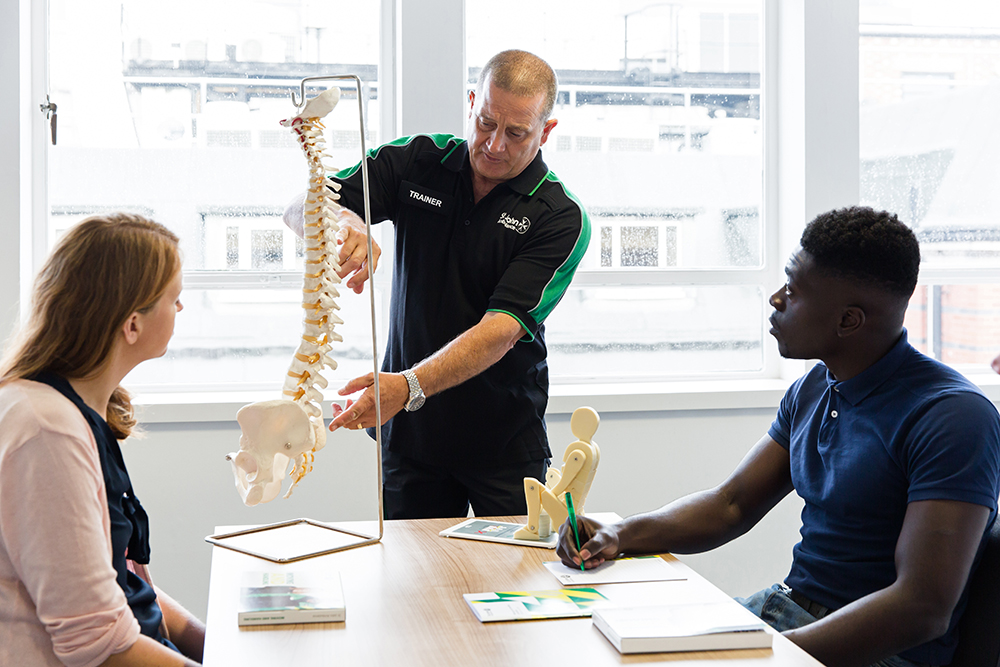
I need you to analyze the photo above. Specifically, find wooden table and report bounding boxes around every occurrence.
[203,517,823,667]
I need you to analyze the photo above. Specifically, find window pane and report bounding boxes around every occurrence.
[620,226,659,267]
[861,1,1000,368]
[904,285,1000,369]
[49,1,381,391]
[860,0,1000,269]
[467,0,766,382]
[467,0,764,271]
[904,286,929,356]
[545,285,765,381]
[49,0,380,271]
[122,287,380,392]
[939,285,1000,367]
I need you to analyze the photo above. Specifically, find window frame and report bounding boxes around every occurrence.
[7,0,919,406]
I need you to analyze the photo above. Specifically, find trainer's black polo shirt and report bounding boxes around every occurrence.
[330,134,590,467]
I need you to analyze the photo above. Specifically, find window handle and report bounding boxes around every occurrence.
[40,95,57,145]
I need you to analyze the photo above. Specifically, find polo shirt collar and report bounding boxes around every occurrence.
[826,330,911,406]
[505,149,550,196]
[440,139,468,172]
[442,143,550,197]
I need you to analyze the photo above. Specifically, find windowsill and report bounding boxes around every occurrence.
[133,378,795,425]
[546,379,794,414]
[132,373,1000,425]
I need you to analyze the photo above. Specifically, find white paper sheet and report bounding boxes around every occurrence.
[544,556,687,586]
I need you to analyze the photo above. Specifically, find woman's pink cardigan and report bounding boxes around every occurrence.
[0,380,142,667]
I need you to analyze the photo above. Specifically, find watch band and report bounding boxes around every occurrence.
[402,369,426,412]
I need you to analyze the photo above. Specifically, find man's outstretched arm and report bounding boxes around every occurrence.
[558,436,795,567]
[328,311,525,431]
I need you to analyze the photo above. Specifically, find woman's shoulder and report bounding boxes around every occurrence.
[0,379,90,452]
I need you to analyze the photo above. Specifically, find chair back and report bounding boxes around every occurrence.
[950,514,1000,667]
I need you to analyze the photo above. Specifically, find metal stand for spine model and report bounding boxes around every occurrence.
[206,74,383,563]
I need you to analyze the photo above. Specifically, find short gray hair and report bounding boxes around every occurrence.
[477,49,558,121]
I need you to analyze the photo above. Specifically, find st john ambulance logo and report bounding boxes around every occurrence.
[497,212,530,234]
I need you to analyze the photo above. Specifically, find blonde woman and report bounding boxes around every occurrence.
[0,214,204,666]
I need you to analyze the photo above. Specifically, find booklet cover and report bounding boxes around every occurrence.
[591,602,772,654]
[439,518,558,549]
[464,588,608,622]
[238,571,345,626]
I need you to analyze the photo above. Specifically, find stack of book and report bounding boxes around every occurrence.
[591,601,772,654]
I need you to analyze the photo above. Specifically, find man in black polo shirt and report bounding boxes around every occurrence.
[286,50,591,519]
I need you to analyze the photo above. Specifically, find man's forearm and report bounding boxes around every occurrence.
[411,311,523,398]
[615,488,755,556]
[785,499,991,667]
[568,483,772,569]
[616,436,794,556]
[330,311,527,430]
[783,585,949,667]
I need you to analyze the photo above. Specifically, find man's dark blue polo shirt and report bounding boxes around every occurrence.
[331,134,590,467]
[768,331,1000,665]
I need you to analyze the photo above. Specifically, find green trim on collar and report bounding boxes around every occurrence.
[528,171,550,197]
[440,138,465,164]
[503,149,550,196]
[334,134,461,180]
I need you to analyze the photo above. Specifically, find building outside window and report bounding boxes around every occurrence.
[859,0,1000,369]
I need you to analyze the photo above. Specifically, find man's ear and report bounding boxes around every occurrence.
[539,118,558,146]
[468,89,476,115]
[122,312,142,346]
[837,305,866,338]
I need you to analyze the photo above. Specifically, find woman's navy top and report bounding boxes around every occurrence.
[32,372,175,649]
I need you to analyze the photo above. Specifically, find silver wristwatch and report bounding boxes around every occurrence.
[402,369,426,412]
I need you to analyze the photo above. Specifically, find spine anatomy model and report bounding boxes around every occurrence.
[226,87,345,506]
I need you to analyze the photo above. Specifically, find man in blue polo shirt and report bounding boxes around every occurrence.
[557,207,1000,667]
[285,50,590,519]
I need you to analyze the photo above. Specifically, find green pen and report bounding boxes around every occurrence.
[565,491,586,572]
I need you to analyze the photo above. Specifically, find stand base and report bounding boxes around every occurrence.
[206,517,379,563]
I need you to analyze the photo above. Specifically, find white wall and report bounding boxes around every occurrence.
[124,404,803,621]
[1,0,26,343]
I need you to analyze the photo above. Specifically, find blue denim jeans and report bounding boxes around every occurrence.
[735,584,930,667]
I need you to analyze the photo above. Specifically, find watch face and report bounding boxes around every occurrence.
[407,394,426,411]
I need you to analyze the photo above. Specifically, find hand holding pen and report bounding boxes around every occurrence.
[565,492,585,572]
[556,511,622,570]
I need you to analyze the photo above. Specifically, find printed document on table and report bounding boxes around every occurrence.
[544,556,687,586]
[464,588,608,622]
